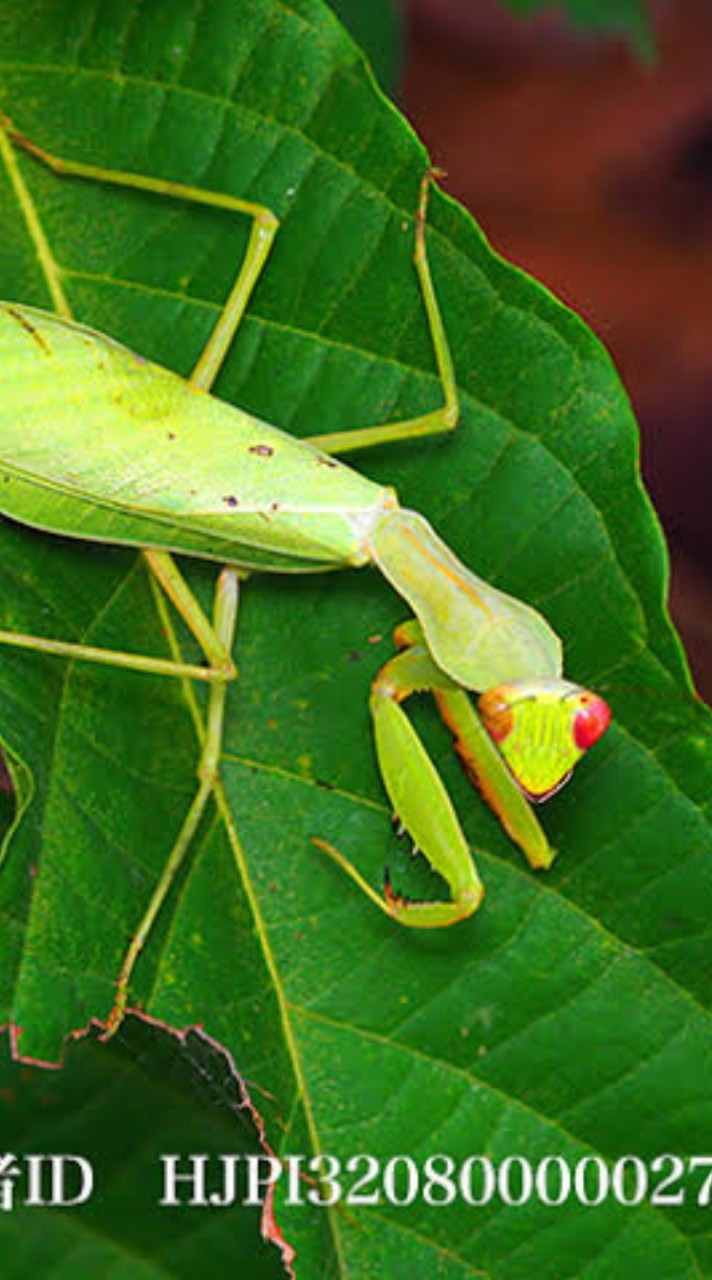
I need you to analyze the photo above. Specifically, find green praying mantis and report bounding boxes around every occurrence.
[0,112,611,1035]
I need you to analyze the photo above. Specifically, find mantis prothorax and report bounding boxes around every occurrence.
[0,113,610,1033]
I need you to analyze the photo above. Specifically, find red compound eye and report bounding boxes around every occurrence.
[573,695,611,750]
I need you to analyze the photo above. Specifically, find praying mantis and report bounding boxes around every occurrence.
[0,111,611,1035]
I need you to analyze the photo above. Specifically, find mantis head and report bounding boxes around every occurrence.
[478,679,611,800]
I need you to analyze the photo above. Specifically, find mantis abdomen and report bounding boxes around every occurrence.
[0,301,395,573]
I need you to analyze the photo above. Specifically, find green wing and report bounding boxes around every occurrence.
[0,302,391,572]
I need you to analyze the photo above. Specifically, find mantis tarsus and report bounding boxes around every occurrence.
[0,112,611,1035]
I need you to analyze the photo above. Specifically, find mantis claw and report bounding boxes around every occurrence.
[313,836,483,927]
[383,870,410,912]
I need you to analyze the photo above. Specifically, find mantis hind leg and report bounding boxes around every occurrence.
[305,170,459,457]
[102,569,240,1038]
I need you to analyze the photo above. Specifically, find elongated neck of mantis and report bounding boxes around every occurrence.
[367,507,563,691]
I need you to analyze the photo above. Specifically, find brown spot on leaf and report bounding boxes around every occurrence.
[250,443,274,457]
[222,495,239,507]
[317,456,338,468]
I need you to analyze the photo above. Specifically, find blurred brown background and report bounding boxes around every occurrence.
[402,0,711,700]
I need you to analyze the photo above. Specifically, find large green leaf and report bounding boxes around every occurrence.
[0,0,710,1275]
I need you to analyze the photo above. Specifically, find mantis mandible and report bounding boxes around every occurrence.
[0,113,611,1034]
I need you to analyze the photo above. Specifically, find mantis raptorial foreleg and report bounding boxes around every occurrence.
[315,638,485,926]
[315,619,553,927]
[384,621,554,871]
